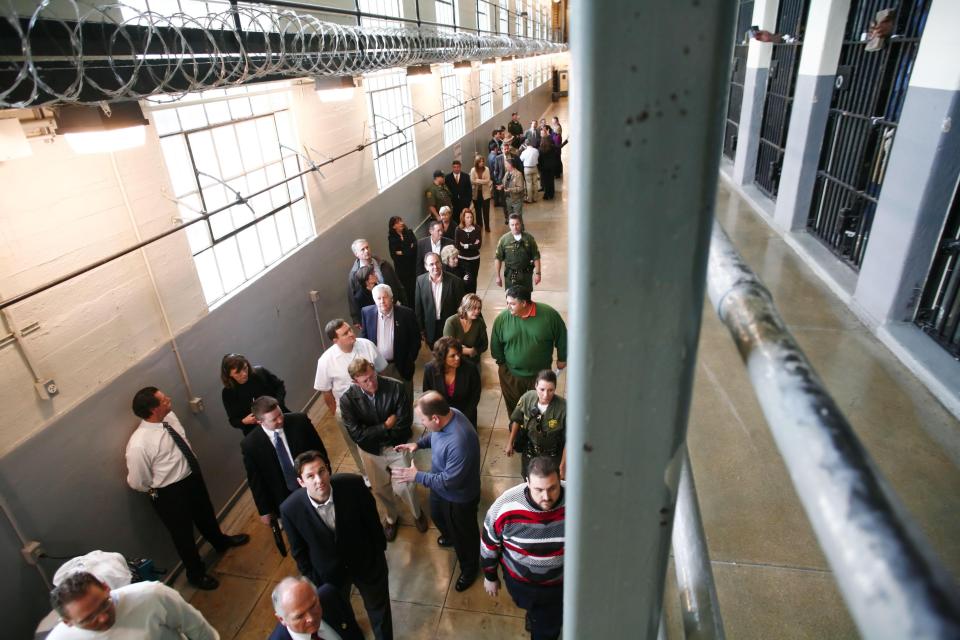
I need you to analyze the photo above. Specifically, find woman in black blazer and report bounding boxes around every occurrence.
[220,354,289,436]
[422,336,481,429]
[388,216,417,308]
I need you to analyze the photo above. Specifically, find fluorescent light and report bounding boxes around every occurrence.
[453,61,473,76]
[317,87,355,102]
[64,125,146,155]
[314,76,356,102]
[406,64,433,84]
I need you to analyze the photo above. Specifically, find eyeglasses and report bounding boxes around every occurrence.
[73,594,113,627]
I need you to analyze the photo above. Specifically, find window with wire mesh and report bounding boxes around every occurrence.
[517,60,527,98]
[501,61,513,108]
[479,68,494,122]
[358,0,403,29]
[477,0,493,33]
[435,0,459,31]
[146,83,314,307]
[440,66,466,145]
[515,0,523,36]
[364,69,418,192]
[499,0,509,35]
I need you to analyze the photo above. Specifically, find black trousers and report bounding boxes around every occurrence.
[461,258,480,294]
[540,168,556,199]
[505,573,563,640]
[336,565,393,640]
[430,492,480,576]
[152,473,228,580]
[473,197,491,230]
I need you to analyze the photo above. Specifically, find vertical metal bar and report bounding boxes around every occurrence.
[672,446,726,640]
[564,1,736,637]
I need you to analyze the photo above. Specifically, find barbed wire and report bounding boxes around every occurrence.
[0,0,565,108]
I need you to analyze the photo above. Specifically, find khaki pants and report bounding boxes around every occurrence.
[498,364,537,418]
[523,168,539,202]
[335,408,366,474]
[359,446,422,524]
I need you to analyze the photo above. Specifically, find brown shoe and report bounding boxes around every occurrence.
[383,521,398,542]
[415,511,428,533]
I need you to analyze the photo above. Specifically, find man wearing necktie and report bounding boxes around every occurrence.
[268,576,363,640]
[240,396,328,528]
[126,387,250,591]
[280,451,393,640]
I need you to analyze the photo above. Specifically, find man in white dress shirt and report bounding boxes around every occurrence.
[47,571,217,639]
[126,387,249,590]
[314,319,387,476]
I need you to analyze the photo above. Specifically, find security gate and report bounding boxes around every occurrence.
[722,0,755,160]
[754,0,809,198]
[915,182,960,358]
[806,0,930,269]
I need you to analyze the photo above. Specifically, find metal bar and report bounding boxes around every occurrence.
[672,446,726,640]
[706,221,960,638]
[564,0,736,637]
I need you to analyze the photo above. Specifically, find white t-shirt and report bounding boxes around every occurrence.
[313,338,387,404]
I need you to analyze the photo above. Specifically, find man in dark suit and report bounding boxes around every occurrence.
[445,160,473,225]
[269,577,363,640]
[240,396,327,527]
[361,283,420,398]
[281,450,393,640]
[416,219,453,276]
[415,252,466,348]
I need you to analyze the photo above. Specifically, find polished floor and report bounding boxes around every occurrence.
[176,99,960,639]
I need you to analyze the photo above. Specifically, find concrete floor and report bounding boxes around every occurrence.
[175,99,960,639]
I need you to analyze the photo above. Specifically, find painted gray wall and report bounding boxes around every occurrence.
[773,73,835,231]
[2,83,555,638]
[855,86,960,324]
[732,66,769,186]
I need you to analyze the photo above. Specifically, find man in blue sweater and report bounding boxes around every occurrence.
[392,391,481,592]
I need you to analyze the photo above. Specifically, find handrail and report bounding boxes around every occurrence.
[671,445,725,640]
[705,222,960,638]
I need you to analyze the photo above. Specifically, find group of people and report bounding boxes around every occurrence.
[46,111,568,640]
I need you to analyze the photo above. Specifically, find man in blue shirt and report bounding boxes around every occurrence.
[392,391,481,592]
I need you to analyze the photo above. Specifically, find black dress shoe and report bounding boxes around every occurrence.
[222,533,250,548]
[437,536,454,547]
[455,572,477,592]
[189,574,220,590]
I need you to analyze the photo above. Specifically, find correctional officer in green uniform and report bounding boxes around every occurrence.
[505,369,567,480]
[495,214,541,291]
[426,169,453,221]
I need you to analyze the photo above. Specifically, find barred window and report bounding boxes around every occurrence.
[499,0,509,35]
[515,0,522,36]
[477,0,493,33]
[435,0,459,31]
[358,0,403,29]
[440,66,466,145]
[146,83,314,307]
[364,69,418,191]
[517,60,527,98]
[501,61,513,108]
[479,68,494,122]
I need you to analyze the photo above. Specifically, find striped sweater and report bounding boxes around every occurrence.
[481,482,565,585]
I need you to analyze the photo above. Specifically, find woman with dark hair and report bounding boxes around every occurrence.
[388,216,417,307]
[454,209,481,294]
[422,336,481,428]
[442,293,487,367]
[353,264,378,312]
[504,369,567,479]
[538,129,560,201]
[220,354,289,436]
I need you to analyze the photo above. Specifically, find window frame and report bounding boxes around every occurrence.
[364,69,419,192]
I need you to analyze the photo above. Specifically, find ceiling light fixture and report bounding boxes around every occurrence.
[55,101,148,155]
[314,76,356,102]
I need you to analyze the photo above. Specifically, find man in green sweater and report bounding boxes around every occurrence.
[491,285,567,415]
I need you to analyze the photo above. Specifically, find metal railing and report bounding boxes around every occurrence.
[806,0,929,269]
[705,220,960,638]
[753,0,808,198]
[915,180,960,358]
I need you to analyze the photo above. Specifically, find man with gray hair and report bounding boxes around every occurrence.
[269,576,363,640]
[47,571,217,639]
[347,238,406,326]
[360,283,421,398]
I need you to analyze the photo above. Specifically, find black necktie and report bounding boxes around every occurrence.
[273,431,299,492]
[162,422,200,475]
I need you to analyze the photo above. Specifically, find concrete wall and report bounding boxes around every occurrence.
[0,65,555,637]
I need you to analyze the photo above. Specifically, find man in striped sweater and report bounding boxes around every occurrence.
[481,456,565,640]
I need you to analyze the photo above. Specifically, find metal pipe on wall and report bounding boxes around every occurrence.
[564,1,736,637]
[705,221,960,637]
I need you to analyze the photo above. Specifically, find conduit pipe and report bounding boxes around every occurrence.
[706,221,960,638]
